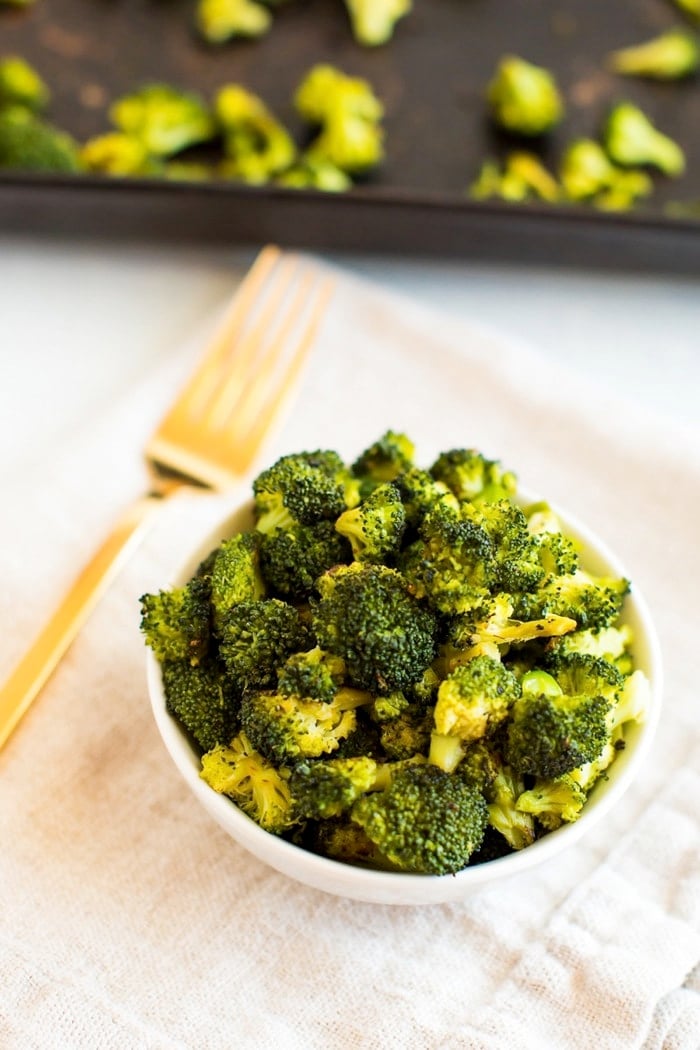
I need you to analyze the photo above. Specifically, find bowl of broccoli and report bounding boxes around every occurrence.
[142,433,662,905]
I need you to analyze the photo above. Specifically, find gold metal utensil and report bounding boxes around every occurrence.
[0,245,333,749]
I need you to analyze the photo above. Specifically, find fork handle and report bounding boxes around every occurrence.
[0,491,166,750]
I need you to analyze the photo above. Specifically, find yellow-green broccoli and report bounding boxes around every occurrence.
[343,0,411,47]
[110,84,217,158]
[0,56,49,111]
[487,55,564,136]
[604,102,686,176]
[196,0,272,44]
[608,27,700,80]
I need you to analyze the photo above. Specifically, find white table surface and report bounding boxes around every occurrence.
[1,235,698,483]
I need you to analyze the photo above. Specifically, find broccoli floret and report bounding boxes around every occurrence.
[469,500,544,593]
[515,570,630,630]
[312,563,438,692]
[429,656,521,773]
[455,739,501,794]
[394,467,459,529]
[545,651,624,704]
[196,0,272,43]
[260,520,351,601]
[200,732,295,834]
[351,430,415,489]
[343,0,411,46]
[516,773,587,830]
[253,451,350,533]
[429,448,517,505]
[240,686,372,763]
[470,152,560,203]
[449,594,577,653]
[607,669,652,736]
[289,756,379,818]
[335,482,407,563]
[276,155,352,192]
[218,598,310,691]
[332,712,384,759]
[400,503,494,616]
[505,670,610,778]
[215,84,296,184]
[140,576,211,666]
[294,65,385,175]
[608,28,700,80]
[209,531,265,627]
[467,824,516,865]
[0,108,81,172]
[547,623,634,669]
[672,0,700,16]
[570,740,617,793]
[486,55,564,136]
[110,84,217,158]
[351,763,488,874]
[310,818,395,868]
[378,705,432,761]
[604,102,686,176]
[0,57,49,111]
[370,690,410,722]
[486,761,535,850]
[162,658,239,752]
[277,647,346,704]
[80,133,158,176]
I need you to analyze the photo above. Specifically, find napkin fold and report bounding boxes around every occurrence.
[1,256,698,1050]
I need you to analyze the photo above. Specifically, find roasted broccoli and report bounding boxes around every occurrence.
[80,133,158,176]
[486,760,535,850]
[289,755,380,818]
[200,732,295,833]
[260,520,351,601]
[343,0,411,47]
[276,155,352,192]
[429,448,516,505]
[470,153,560,203]
[515,569,629,630]
[608,28,700,79]
[335,482,407,563]
[253,450,354,533]
[0,57,49,111]
[486,55,564,137]
[196,0,272,44]
[394,467,459,528]
[351,763,488,874]
[277,647,346,704]
[604,102,686,176]
[162,658,239,752]
[515,773,586,830]
[218,598,310,691]
[110,84,217,158]
[312,562,438,691]
[215,84,296,183]
[295,65,385,175]
[140,576,211,666]
[0,108,81,172]
[209,531,265,626]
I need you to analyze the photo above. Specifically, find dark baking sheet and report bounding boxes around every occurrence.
[2,0,700,270]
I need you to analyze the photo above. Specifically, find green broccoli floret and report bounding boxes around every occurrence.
[0,57,49,111]
[215,84,296,184]
[604,102,686,176]
[515,570,629,630]
[277,647,346,703]
[505,669,610,778]
[260,520,351,601]
[140,576,211,665]
[486,55,564,136]
[469,500,544,593]
[218,598,310,691]
[394,467,459,528]
[378,705,432,761]
[209,531,265,627]
[429,448,517,505]
[455,739,501,794]
[294,65,385,175]
[671,0,700,17]
[370,690,410,722]
[351,763,488,874]
[448,593,577,654]
[335,482,407,563]
[343,0,411,46]
[429,656,521,773]
[545,651,624,704]
[352,430,415,488]
[310,818,395,867]
[195,0,272,44]
[162,658,239,752]
[200,732,295,834]
[253,450,351,533]
[276,155,352,192]
[80,133,159,176]
[289,755,380,818]
[547,623,635,672]
[0,108,81,172]
[399,503,494,616]
[608,28,700,80]
[110,84,217,158]
[240,685,372,763]
[486,761,535,850]
[312,562,438,692]
[515,773,587,830]
[470,152,561,203]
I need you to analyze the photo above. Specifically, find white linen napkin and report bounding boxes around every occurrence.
[1,256,699,1050]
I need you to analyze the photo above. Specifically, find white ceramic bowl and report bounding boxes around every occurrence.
[147,495,663,906]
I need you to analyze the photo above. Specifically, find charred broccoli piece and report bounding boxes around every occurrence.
[277,647,346,704]
[429,448,517,505]
[218,598,310,691]
[209,531,265,626]
[140,576,211,666]
[200,732,295,834]
[253,450,353,533]
[486,760,535,850]
[516,774,587,830]
[351,763,488,874]
[215,84,296,183]
[514,570,630,630]
[162,658,239,752]
[486,55,564,136]
[310,818,394,867]
[312,563,438,692]
[289,755,380,818]
[260,520,351,601]
[335,482,407,563]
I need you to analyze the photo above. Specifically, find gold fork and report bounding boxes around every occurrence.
[0,245,333,750]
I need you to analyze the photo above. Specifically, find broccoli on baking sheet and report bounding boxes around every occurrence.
[142,434,652,874]
[0,56,49,111]
[294,64,385,175]
[604,102,686,177]
[343,0,412,47]
[0,107,81,172]
[486,55,564,136]
[196,0,272,44]
[608,28,700,80]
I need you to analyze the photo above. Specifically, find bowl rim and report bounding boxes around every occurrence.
[146,488,664,905]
